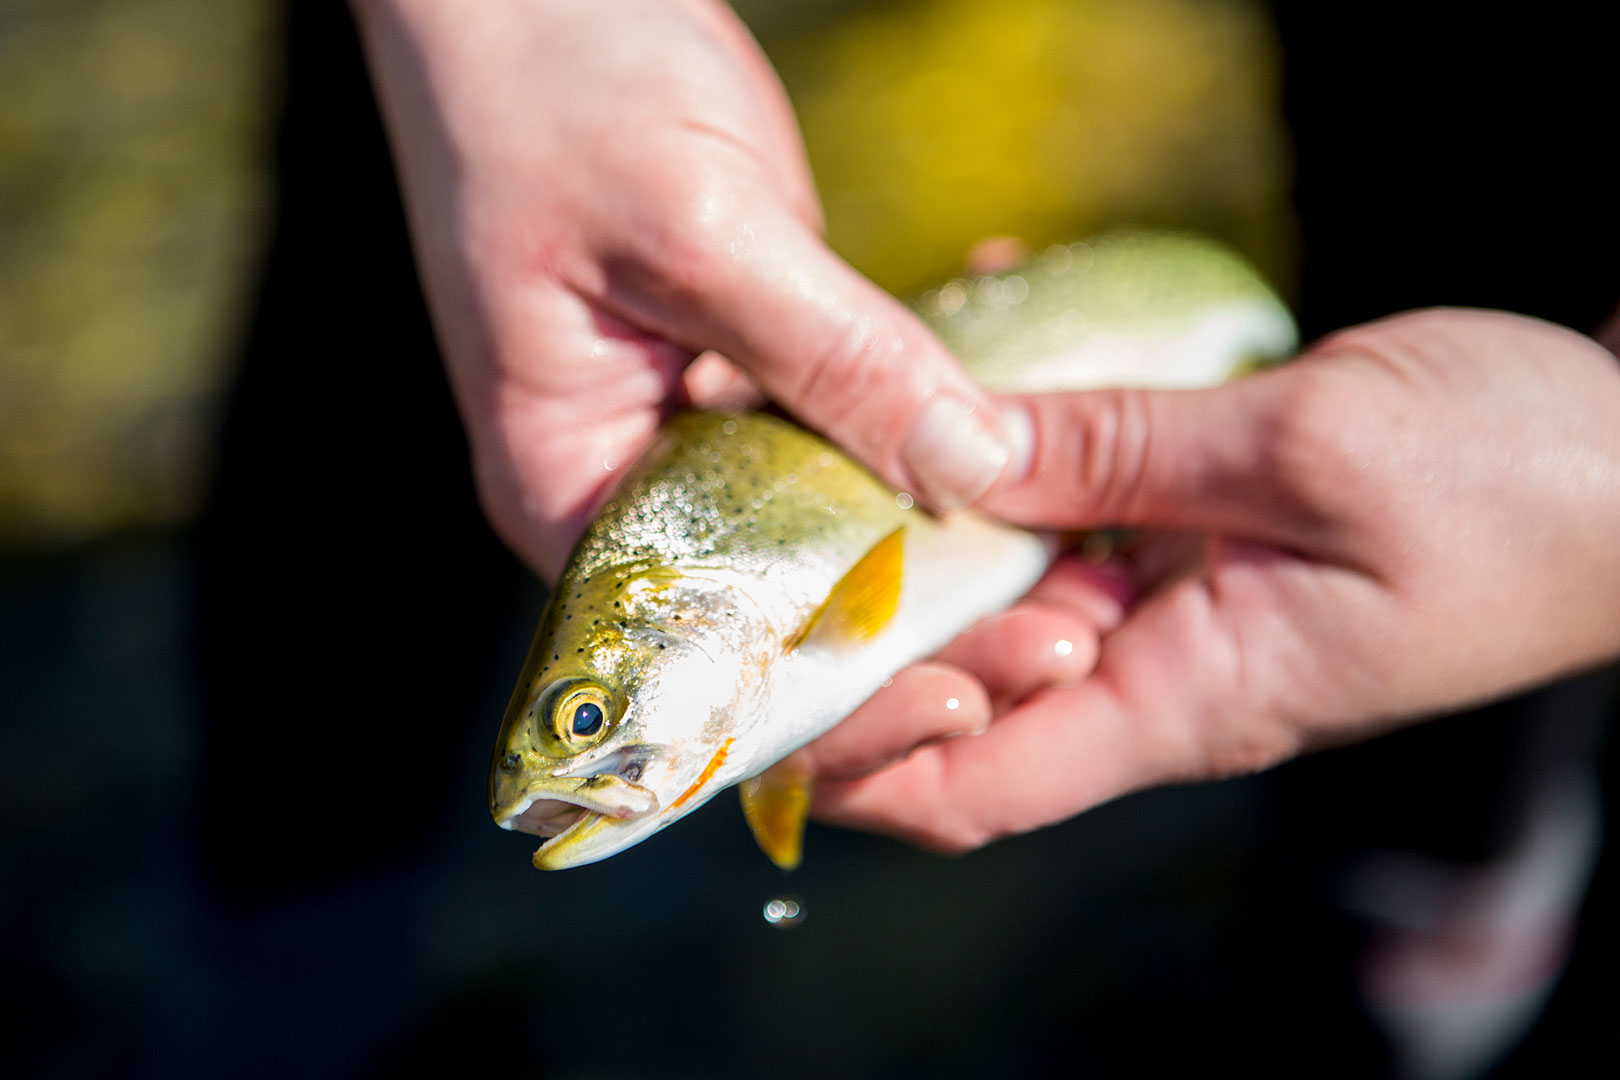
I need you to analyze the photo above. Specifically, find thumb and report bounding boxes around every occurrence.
[979,363,1344,548]
[607,207,1016,511]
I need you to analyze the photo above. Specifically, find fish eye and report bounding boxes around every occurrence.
[537,679,617,748]
[572,701,604,736]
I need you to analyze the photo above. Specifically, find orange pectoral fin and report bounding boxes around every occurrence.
[787,527,904,653]
[739,752,813,871]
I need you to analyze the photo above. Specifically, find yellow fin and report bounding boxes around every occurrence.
[740,752,813,870]
[788,527,904,652]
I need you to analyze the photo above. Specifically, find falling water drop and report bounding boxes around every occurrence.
[762,895,806,929]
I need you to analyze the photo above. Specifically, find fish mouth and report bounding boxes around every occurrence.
[495,769,661,866]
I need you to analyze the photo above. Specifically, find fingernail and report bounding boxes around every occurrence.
[902,397,1010,510]
[998,402,1034,483]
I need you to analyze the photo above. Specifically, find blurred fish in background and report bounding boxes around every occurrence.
[3,1,1617,1078]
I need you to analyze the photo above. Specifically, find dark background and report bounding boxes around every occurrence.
[5,2,1618,1076]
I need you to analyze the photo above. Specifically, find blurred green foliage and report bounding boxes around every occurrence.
[738,0,1293,295]
[0,0,278,545]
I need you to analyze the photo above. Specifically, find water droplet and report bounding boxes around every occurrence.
[894,492,915,510]
[762,895,806,928]
[945,697,961,711]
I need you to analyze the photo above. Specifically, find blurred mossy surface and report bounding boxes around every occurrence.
[736,0,1294,296]
[0,0,279,546]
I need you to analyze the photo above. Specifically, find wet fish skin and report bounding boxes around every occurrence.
[490,409,1051,867]
[490,231,1296,869]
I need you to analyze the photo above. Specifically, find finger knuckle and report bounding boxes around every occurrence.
[1077,388,1155,520]
[791,315,909,422]
[640,204,730,302]
[1254,364,1374,516]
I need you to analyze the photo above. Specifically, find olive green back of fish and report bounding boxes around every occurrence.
[568,413,908,590]
[915,230,1293,391]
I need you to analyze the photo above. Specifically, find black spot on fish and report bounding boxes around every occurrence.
[501,752,521,770]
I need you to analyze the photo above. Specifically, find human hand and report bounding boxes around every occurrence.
[809,308,1620,852]
[352,0,1013,580]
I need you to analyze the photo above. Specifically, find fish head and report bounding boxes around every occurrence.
[490,568,775,868]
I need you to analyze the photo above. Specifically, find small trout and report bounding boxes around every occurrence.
[490,232,1295,869]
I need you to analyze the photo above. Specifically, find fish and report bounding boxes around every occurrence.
[489,231,1296,870]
